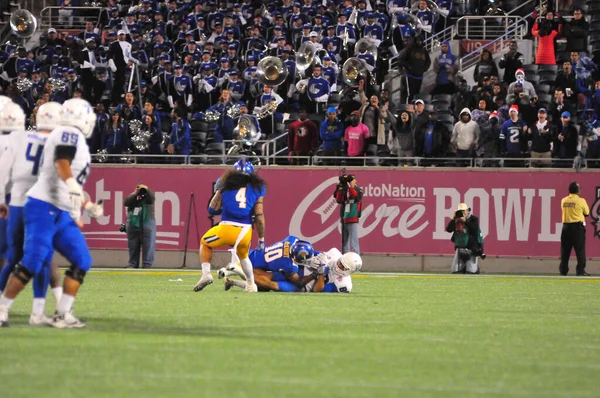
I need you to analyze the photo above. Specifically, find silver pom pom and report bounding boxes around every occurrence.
[16,77,33,93]
[161,132,170,153]
[96,149,108,163]
[48,77,67,93]
[120,149,134,163]
[226,104,241,119]
[128,119,143,137]
[204,110,221,122]
[131,129,152,152]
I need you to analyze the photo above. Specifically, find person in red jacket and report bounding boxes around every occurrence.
[288,107,319,165]
[532,12,560,65]
[334,173,363,254]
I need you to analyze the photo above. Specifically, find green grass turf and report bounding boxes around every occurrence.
[1,271,599,398]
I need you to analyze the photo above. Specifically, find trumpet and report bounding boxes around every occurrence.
[255,100,278,119]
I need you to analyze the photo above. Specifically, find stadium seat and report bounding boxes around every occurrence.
[538,65,558,73]
[439,114,455,124]
[536,84,551,95]
[366,144,378,156]
[205,142,224,155]
[523,64,539,74]
[434,103,451,112]
[414,93,432,104]
[329,93,342,104]
[432,94,452,105]
[537,94,552,109]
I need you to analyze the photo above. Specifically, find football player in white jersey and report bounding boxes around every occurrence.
[0,102,65,325]
[0,95,17,270]
[0,98,102,328]
[224,247,361,293]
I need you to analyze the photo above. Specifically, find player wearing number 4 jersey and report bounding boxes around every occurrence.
[193,159,266,293]
[0,98,102,328]
[0,102,65,326]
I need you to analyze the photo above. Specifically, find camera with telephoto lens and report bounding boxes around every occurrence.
[138,187,147,196]
[338,168,355,185]
[455,210,464,218]
[119,223,126,233]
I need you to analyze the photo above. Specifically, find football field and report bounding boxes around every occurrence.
[1,270,599,398]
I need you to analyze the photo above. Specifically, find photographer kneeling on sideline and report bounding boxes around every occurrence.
[124,183,156,269]
[446,203,485,274]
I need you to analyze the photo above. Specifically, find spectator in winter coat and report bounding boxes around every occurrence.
[168,107,191,157]
[556,61,578,104]
[477,111,502,160]
[451,79,474,119]
[320,107,345,161]
[582,113,600,163]
[288,108,319,164]
[432,41,458,95]
[414,111,449,160]
[397,34,431,103]
[530,108,555,167]
[554,111,580,162]
[532,13,559,65]
[389,111,414,164]
[564,8,589,53]
[473,49,499,86]
[359,86,388,147]
[498,41,524,85]
[549,88,577,131]
[451,108,480,157]
[102,111,129,155]
[508,69,537,99]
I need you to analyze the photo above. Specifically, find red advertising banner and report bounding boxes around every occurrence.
[80,167,600,258]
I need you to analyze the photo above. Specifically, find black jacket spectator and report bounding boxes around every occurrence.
[414,118,448,157]
[554,121,579,159]
[530,122,555,153]
[564,11,589,53]
[473,49,499,86]
[498,43,524,85]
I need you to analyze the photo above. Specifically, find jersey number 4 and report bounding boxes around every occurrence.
[25,142,44,176]
[235,187,247,209]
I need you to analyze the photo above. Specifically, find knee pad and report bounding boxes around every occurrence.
[65,264,86,284]
[12,263,33,285]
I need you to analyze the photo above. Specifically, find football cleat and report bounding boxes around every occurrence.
[244,282,258,293]
[52,312,86,329]
[224,277,234,291]
[29,314,53,326]
[193,274,214,292]
[0,305,9,327]
[217,267,227,279]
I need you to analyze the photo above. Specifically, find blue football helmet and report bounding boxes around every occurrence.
[233,159,254,174]
[290,240,314,265]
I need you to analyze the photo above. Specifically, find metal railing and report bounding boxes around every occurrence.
[40,6,105,30]
[458,24,525,72]
[455,16,528,40]
[506,0,537,16]
[89,154,596,169]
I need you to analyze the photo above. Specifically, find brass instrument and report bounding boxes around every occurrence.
[296,41,318,75]
[10,9,37,38]
[342,57,367,87]
[255,100,278,119]
[354,38,378,61]
[256,56,289,87]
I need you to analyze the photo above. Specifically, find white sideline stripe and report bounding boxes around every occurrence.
[85,269,600,279]
[84,232,180,238]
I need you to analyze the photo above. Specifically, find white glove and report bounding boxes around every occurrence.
[307,252,328,270]
[84,200,104,219]
[66,177,83,221]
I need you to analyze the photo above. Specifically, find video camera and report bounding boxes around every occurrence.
[455,210,464,218]
[138,187,147,196]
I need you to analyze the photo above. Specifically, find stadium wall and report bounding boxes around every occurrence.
[76,165,600,274]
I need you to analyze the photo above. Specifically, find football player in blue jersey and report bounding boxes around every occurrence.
[193,159,266,293]
[223,246,362,293]
[219,236,317,292]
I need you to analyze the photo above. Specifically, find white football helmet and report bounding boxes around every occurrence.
[36,101,63,131]
[0,102,25,131]
[333,252,362,277]
[60,98,96,138]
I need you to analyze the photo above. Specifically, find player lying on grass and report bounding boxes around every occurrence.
[220,242,362,293]
[219,235,318,292]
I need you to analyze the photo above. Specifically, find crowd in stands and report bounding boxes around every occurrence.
[0,0,597,167]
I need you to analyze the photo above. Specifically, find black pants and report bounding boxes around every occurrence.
[559,222,586,275]
[400,76,423,104]
[81,70,106,105]
[112,67,126,105]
